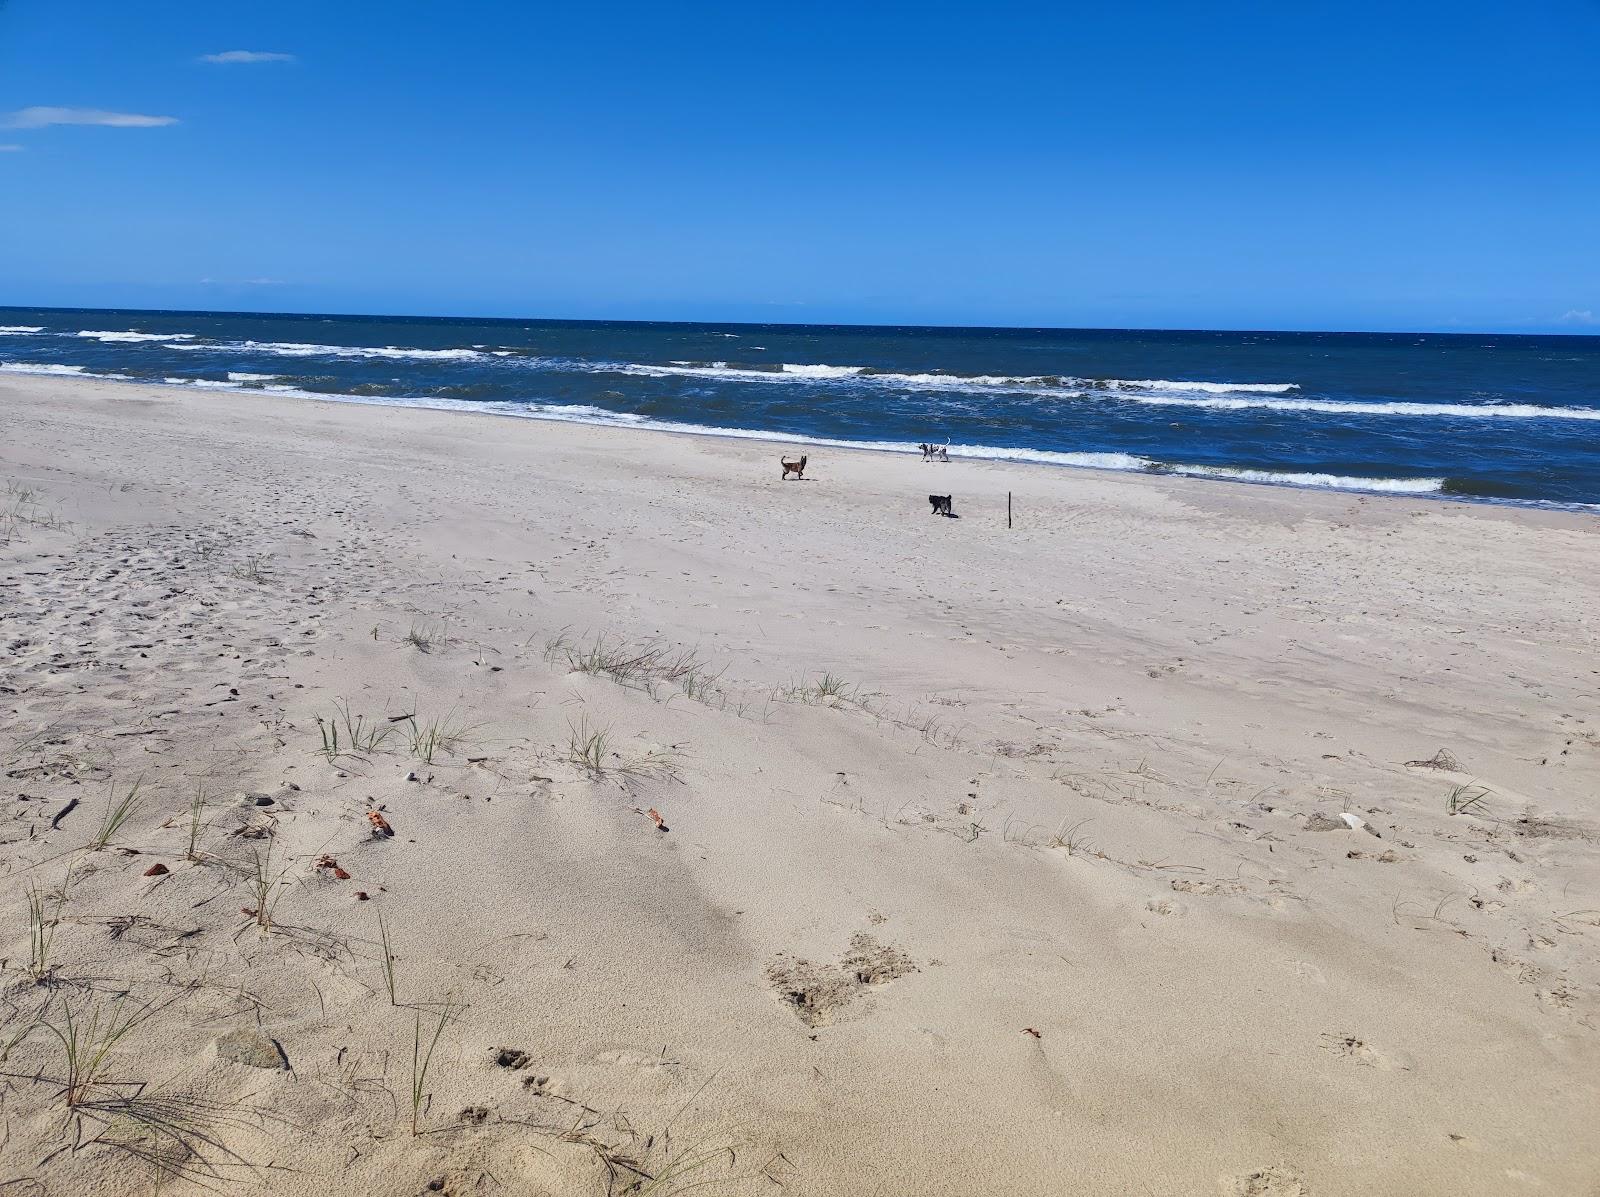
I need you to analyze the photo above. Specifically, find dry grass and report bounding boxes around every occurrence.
[185,783,209,861]
[777,671,871,708]
[1447,782,1492,816]
[22,991,258,1185]
[73,1089,259,1188]
[227,553,273,585]
[1047,818,1096,857]
[40,994,157,1108]
[402,620,448,653]
[545,629,724,702]
[0,479,71,543]
[565,715,683,785]
[566,715,613,775]
[553,1106,785,1197]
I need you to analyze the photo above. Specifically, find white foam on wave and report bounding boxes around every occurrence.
[77,330,195,343]
[1074,390,1600,421]
[605,359,1305,396]
[1110,378,1298,394]
[79,333,493,361]
[239,340,489,362]
[0,325,44,334]
[778,363,869,379]
[176,378,255,391]
[227,372,280,382]
[0,361,88,376]
[499,357,1600,423]
[1170,465,1444,494]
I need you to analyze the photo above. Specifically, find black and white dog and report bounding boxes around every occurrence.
[919,439,950,462]
[928,494,954,517]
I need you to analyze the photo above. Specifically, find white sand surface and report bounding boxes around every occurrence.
[2,374,1597,1195]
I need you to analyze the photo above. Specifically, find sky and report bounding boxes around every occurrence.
[1,0,1597,332]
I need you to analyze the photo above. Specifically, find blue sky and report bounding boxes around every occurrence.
[1,0,1596,332]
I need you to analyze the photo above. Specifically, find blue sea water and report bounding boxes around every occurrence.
[3,307,1597,506]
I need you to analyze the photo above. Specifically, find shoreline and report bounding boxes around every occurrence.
[5,365,1596,515]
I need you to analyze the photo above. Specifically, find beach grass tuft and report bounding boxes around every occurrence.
[1048,818,1096,857]
[409,997,462,1136]
[566,715,612,775]
[90,777,145,851]
[42,994,156,1108]
[185,783,209,861]
[244,841,291,933]
[403,620,448,653]
[778,671,868,707]
[377,911,401,1006]
[0,479,71,543]
[565,715,682,784]
[404,708,477,765]
[1448,782,1492,815]
[545,628,724,702]
[228,553,273,585]
[26,872,69,983]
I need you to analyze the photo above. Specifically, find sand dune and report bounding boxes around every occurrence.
[1,374,1596,1195]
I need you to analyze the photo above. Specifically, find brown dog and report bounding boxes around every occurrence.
[780,455,807,480]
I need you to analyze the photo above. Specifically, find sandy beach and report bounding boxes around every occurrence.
[2,372,1597,1195]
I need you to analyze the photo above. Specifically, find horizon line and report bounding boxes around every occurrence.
[1,300,1596,340]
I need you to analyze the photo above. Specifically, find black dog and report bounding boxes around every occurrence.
[928,494,954,517]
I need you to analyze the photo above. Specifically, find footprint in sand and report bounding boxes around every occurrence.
[765,934,917,1027]
[1317,1032,1412,1072]
[1171,878,1246,897]
[1220,1165,1309,1196]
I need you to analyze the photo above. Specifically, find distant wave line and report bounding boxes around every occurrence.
[613,360,1302,395]
[14,332,1600,422]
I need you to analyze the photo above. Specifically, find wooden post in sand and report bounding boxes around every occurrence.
[1008,491,1013,529]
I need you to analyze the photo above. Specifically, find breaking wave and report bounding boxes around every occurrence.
[236,340,491,361]
[1060,391,1600,421]
[77,330,195,343]
[1,361,90,376]
[609,359,1301,394]
[1168,465,1443,493]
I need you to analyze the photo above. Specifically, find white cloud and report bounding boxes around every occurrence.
[4,106,178,129]
[1556,309,1598,327]
[198,50,295,64]
[0,144,21,152]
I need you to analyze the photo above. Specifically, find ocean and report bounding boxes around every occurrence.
[3,307,1597,507]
